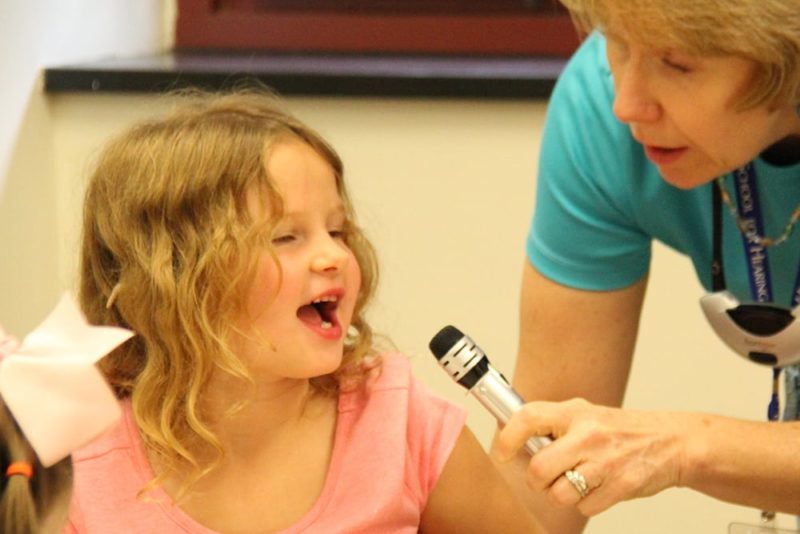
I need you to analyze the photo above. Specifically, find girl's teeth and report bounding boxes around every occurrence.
[321,321,332,329]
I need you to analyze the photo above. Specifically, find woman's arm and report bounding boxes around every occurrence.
[420,425,545,534]
[680,414,800,513]
[496,390,800,517]
[513,261,647,405]
[492,260,648,534]
[494,262,800,528]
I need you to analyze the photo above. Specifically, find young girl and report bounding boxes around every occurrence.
[68,91,541,532]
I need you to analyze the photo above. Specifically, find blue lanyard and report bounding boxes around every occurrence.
[728,163,800,526]
[733,164,776,303]
[727,164,800,423]
[712,163,800,307]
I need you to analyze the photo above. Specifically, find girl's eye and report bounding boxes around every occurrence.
[272,234,295,245]
[329,229,346,240]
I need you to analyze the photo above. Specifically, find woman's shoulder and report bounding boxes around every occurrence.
[553,32,615,110]
[543,32,646,188]
[568,32,611,75]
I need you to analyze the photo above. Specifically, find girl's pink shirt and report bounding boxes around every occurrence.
[64,352,466,533]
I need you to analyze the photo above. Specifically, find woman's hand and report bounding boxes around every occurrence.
[491,398,693,516]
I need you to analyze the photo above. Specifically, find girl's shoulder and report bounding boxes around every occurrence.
[338,350,466,431]
[327,351,466,527]
[71,399,136,463]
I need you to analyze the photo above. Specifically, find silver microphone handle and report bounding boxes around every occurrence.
[471,366,552,455]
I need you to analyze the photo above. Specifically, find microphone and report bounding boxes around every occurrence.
[429,325,552,455]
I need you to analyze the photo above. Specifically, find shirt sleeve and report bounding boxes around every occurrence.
[64,476,86,533]
[61,521,80,534]
[528,32,652,291]
[404,367,467,505]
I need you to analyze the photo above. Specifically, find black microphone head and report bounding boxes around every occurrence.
[429,325,465,360]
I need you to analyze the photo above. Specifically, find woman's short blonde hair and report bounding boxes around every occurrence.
[79,89,379,495]
[560,0,800,107]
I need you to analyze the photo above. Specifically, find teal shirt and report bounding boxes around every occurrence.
[528,33,800,307]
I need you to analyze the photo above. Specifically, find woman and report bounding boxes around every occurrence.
[491,1,800,532]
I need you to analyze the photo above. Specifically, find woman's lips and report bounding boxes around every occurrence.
[644,145,688,165]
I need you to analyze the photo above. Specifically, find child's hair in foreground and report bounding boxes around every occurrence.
[0,398,72,534]
[78,90,379,495]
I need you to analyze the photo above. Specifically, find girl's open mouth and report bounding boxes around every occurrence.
[297,295,343,339]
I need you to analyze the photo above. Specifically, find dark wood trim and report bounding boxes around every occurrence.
[43,52,566,99]
[176,0,579,56]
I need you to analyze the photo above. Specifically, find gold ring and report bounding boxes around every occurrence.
[565,469,590,499]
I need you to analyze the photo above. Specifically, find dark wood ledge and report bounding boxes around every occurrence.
[43,51,567,99]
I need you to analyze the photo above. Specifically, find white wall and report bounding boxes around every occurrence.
[0,2,793,533]
[0,0,172,334]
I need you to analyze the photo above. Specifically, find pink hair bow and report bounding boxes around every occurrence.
[0,294,133,466]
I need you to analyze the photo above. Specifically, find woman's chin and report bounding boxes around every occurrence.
[658,169,716,190]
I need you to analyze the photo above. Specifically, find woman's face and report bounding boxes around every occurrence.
[606,30,800,189]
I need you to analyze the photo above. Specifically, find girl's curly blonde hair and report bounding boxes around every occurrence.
[78,90,378,496]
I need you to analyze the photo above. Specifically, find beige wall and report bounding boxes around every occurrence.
[0,85,789,531]
[15,1,786,532]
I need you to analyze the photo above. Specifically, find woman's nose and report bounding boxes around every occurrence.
[612,61,661,125]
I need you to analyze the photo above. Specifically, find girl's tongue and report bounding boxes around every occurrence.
[297,303,323,326]
[296,300,337,329]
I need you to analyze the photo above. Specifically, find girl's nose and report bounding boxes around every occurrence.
[311,235,349,274]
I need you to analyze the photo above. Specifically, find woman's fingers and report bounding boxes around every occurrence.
[494,398,689,515]
[492,399,581,462]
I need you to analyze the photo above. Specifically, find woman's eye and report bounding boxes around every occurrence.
[329,229,346,240]
[662,56,692,73]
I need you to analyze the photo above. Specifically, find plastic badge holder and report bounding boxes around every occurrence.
[729,523,799,534]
